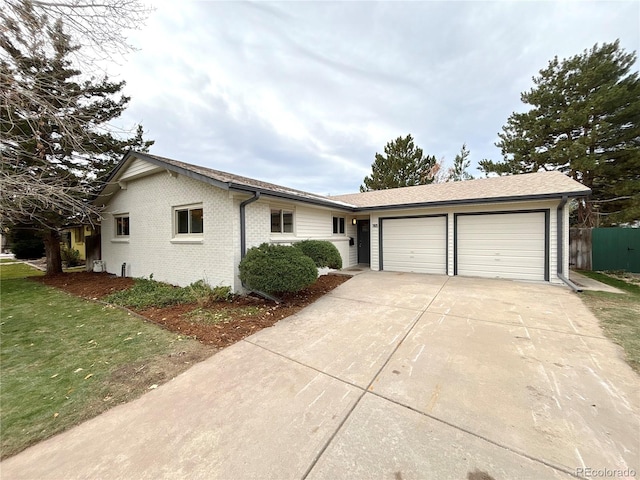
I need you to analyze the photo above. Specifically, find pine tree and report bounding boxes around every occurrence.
[0,3,153,274]
[479,41,640,225]
[360,134,437,191]
[447,144,474,182]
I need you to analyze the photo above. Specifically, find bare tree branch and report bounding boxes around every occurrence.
[4,0,153,60]
[0,0,154,274]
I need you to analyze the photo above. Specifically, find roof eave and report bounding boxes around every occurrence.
[229,184,357,211]
[92,151,233,207]
[353,190,592,212]
[127,151,231,191]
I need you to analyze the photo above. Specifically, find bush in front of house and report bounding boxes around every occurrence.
[293,240,342,269]
[188,280,233,306]
[106,277,234,309]
[106,277,194,309]
[61,246,82,267]
[239,243,318,294]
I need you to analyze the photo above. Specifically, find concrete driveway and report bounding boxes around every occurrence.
[2,272,638,479]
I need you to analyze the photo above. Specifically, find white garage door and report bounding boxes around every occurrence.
[456,212,546,281]
[382,216,447,274]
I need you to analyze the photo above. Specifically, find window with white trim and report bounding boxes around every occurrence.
[332,216,345,235]
[271,209,293,233]
[115,215,130,237]
[174,205,203,235]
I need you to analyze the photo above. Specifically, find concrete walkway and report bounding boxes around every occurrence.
[2,273,638,479]
[570,270,625,294]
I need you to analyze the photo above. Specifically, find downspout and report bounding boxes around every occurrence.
[240,191,260,259]
[238,192,280,303]
[557,195,582,292]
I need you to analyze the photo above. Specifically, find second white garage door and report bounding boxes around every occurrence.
[455,211,547,281]
[381,216,447,274]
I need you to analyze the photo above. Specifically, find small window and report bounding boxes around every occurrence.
[74,227,85,243]
[332,217,345,235]
[115,215,130,237]
[271,209,294,234]
[175,206,203,235]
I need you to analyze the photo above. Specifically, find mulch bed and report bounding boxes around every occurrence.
[34,272,350,348]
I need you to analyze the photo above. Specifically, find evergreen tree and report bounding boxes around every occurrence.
[360,134,437,191]
[0,3,153,274]
[479,41,640,225]
[447,143,474,182]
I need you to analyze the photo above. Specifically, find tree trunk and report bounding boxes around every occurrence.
[577,200,595,228]
[43,229,63,275]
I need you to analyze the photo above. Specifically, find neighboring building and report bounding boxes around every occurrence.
[61,225,97,260]
[94,152,591,292]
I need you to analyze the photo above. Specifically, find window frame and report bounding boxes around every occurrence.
[332,216,345,235]
[173,204,204,237]
[114,214,130,238]
[74,226,85,243]
[270,209,294,234]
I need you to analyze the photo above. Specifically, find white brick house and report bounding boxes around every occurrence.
[94,152,590,291]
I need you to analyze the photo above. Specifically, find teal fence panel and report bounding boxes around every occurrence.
[592,228,640,273]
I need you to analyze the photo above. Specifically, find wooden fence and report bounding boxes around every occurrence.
[569,228,592,271]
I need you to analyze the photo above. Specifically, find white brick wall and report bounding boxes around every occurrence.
[231,198,357,291]
[101,168,568,289]
[101,171,236,288]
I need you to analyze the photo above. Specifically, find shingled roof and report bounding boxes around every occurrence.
[97,152,590,210]
[332,170,590,209]
[97,152,355,210]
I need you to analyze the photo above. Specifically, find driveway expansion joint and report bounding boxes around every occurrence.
[368,390,586,479]
[242,339,366,393]
[326,293,431,312]
[302,277,451,478]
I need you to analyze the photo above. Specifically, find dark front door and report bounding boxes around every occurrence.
[357,220,370,264]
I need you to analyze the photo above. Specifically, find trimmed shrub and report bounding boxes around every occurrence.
[294,240,342,269]
[239,243,318,294]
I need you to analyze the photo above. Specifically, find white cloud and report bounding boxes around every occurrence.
[112,0,640,195]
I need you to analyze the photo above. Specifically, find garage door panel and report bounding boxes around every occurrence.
[458,258,543,268]
[382,217,446,274]
[456,212,546,281]
[458,247,544,257]
[458,253,544,262]
[460,232,544,240]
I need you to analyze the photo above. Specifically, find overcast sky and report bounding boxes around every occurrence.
[112,1,639,196]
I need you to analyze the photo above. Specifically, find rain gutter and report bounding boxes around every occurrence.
[556,195,582,292]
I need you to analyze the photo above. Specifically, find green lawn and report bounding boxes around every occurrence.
[0,263,212,458]
[1,262,44,279]
[579,271,640,373]
[0,258,20,264]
